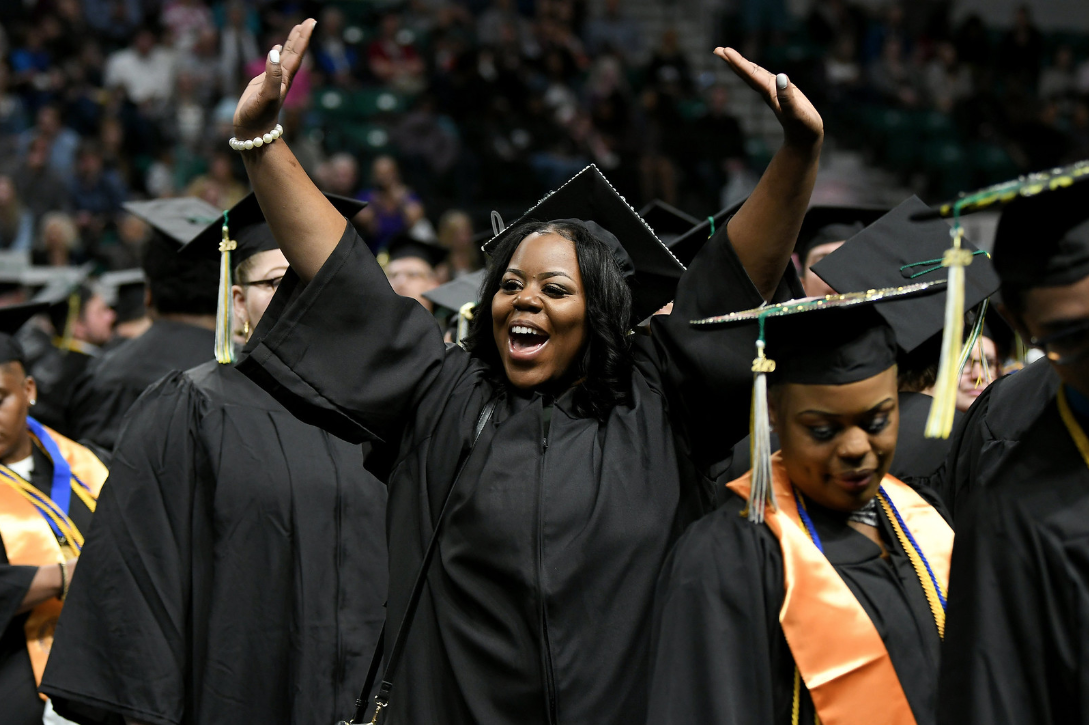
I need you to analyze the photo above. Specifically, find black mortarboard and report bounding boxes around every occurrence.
[811,196,1000,355]
[483,165,685,323]
[639,200,699,244]
[666,199,744,268]
[386,233,449,268]
[25,265,95,339]
[422,269,486,313]
[795,205,889,267]
[100,269,146,324]
[0,301,50,365]
[122,197,223,247]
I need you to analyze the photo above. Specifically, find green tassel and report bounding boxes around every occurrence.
[215,211,237,365]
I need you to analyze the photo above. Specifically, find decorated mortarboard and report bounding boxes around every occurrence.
[482,165,685,323]
[422,269,486,344]
[811,196,999,354]
[639,200,699,244]
[912,159,1089,435]
[99,269,147,324]
[666,199,744,268]
[0,301,50,365]
[795,205,889,266]
[692,280,945,524]
[171,191,367,365]
[385,233,449,268]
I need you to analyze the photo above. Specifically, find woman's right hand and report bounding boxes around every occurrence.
[233,18,316,139]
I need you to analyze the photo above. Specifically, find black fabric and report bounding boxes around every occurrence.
[231,222,280,267]
[66,321,214,450]
[666,200,743,268]
[766,306,899,386]
[385,234,448,267]
[937,393,1089,724]
[922,358,1059,522]
[647,487,947,725]
[811,196,1000,354]
[28,344,94,438]
[0,301,51,367]
[795,206,888,265]
[41,362,387,725]
[0,446,94,725]
[723,391,960,485]
[992,179,1089,289]
[238,220,800,724]
[639,200,698,243]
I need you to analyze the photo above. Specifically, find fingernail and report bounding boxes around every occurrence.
[270,48,280,64]
[776,73,789,90]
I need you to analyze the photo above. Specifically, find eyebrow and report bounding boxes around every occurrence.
[796,397,896,418]
[506,268,576,282]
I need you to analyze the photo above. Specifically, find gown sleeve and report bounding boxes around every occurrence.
[237,220,454,446]
[40,373,207,725]
[647,507,788,724]
[648,225,803,469]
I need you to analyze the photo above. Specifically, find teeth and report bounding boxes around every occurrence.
[512,325,538,336]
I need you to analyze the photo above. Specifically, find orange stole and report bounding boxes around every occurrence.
[726,453,953,725]
[0,426,107,696]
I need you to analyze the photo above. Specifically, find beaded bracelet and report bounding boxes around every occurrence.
[229,124,284,151]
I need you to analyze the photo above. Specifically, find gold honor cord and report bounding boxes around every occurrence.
[876,493,946,638]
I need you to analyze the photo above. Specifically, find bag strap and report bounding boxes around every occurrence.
[343,396,497,724]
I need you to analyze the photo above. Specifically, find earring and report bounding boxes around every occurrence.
[29,398,36,406]
[242,320,251,340]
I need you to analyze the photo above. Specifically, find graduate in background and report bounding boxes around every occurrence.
[66,198,222,451]
[97,269,150,346]
[39,192,388,725]
[648,287,953,725]
[794,205,888,297]
[937,168,1089,724]
[0,301,110,725]
[382,233,448,312]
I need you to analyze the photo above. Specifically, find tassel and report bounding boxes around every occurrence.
[215,212,237,365]
[61,291,81,352]
[745,320,778,524]
[925,225,972,439]
[456,301,475,347]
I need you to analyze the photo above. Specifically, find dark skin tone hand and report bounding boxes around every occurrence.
[0,361,82,610]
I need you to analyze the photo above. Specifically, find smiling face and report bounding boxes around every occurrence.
[772,366,899,512]
[491,231,588,390]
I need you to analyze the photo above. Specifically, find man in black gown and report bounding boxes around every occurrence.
[39,197,389,725]
[938,174,1089,724]
[66,199,221,450]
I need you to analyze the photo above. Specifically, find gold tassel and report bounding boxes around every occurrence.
[456,301,475,347]
[215,213,237,365]
[925,226,972,439]
[61,290,80,352]
[744,320,778,524]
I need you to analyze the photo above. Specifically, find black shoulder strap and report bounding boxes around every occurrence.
[342,396,497,724]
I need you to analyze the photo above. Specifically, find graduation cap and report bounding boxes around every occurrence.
[691,280,946,524]
[158,191,367,365]
[385,233,449,268]
[811,196,999,355]
[795,205,889,268]
[666,199,744,269]
[422,269,486,344]
[0,301,51,366]
[24,265,96,348]
[122,197,224,248]
[639,200,699,244]
[482,165,685,323]
[99,269,147,324]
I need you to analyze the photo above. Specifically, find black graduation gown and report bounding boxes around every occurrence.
[938,394,1089,724]
[0,446,94,725]
[923,358,1058,522]
[723,392,960,485]
[238,222,801,724]
[647,489,949,725]
[39,362,388,725]
[28,344,94,438]
[66,321,215,451]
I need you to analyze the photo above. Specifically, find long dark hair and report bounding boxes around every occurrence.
[464,220,633,419]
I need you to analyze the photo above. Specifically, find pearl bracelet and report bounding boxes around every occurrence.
[229,124,284,151]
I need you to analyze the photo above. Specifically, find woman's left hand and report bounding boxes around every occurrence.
[714,47,824,149]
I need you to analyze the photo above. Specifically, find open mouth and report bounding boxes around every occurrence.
[508,323,550,361]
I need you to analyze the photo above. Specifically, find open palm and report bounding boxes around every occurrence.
[234,19,316,137]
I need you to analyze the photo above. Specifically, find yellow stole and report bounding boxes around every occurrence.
[727,453,953,725]
[0,425,108,696]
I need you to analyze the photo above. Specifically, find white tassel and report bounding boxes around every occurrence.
[215,221,237,365]
[925,232,971,439]
[747,338,778,524]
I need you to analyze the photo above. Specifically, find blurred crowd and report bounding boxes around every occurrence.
[0,0,1087,289]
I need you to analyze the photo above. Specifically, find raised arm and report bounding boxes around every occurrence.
[718,48,824,300]
[233,19,344,281]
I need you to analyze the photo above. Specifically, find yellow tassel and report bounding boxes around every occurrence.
[745,330,778,524]
[61,291,80,352]
[456,301,475,347]
[925,228,972,439]
[215,218,237,365]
